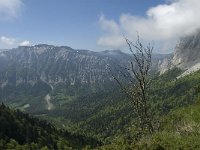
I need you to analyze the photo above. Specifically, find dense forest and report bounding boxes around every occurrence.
[0,104,100,149]
[1,68,200,149]
[98,69,200,149]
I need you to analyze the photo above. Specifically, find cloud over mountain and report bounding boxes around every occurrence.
[98,0,200,52]
[0,36,30,48]
[19,40,30,46]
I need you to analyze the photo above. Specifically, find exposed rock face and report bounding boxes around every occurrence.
[157,31,200,76]
[157,54,173,74]
[173,31,200,70]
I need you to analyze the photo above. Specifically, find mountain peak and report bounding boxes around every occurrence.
[34,44,55,48]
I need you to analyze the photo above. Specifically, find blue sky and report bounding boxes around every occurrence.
[0,0,199,53]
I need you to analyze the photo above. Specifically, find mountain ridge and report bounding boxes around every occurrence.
[0,44,169,114]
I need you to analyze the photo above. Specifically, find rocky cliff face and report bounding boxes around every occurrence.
[170,31,200,77]
[158,31,200,76]
[173,31,200,70]
[157,54,173,74]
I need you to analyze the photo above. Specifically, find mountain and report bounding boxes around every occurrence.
[0,45,168,87]
[0,44,171,143]
[0,44,168,113]
[1,42,200,149]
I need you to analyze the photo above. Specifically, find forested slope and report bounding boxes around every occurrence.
[0,104,100,150]
[98,69,200,149]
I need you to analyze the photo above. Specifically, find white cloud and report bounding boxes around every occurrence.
[98,0,200,52]
[97,15,126,49]
[99,15,120,34]
[0,36,16,45]
[0,0,23,20]
[97,35,124,49]
[0,36,31,48]
[19,40,30,46]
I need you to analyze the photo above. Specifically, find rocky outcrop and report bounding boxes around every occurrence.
[172,31,200,70]
[157,54,173,74]
[157,31,200,76]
